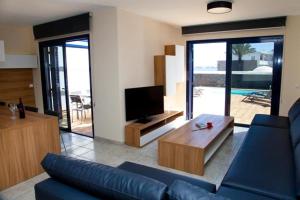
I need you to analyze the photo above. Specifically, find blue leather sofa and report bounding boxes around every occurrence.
[35,99,300,200]
[35,153,217,200]
[217,98,300,200]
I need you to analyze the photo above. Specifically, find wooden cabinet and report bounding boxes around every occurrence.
[0,107,60,190]
[154,45,184,96]
[125,111,183,147]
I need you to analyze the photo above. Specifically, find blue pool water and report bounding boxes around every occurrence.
[231,89,256,96]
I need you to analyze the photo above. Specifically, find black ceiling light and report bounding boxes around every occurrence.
[207,1,232,14]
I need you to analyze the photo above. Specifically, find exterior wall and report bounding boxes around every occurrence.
[193,74,271,89]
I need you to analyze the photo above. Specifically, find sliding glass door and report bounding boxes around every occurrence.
[65,40,93,137]
[40,35,94,137]
[192,42,226,117]
[229,41,279,124]
[187,36,283,126]
[41,44,70,130]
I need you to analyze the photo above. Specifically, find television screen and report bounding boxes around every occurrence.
[125,86,164,122]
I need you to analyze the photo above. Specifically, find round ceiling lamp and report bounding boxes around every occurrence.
[207,1,232,14]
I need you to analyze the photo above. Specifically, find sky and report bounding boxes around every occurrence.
[193,42,274,69]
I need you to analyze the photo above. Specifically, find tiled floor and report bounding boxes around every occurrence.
[0,127,248,200]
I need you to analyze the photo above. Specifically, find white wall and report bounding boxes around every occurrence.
[90,6,123,142]
[117,9,182,141]
[89,8,182,142]
[280,16,300,115]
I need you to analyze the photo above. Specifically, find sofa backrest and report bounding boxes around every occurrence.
[41,153,167,200]
[288,98,300,123]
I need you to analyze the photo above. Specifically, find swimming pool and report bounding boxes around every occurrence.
[231,89,257,96]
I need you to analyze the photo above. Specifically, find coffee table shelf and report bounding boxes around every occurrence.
[158,114,234,176]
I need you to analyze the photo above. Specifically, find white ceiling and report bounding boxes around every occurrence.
[1,0,300,26]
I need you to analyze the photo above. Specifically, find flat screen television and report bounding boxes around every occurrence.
[125,86,164,123]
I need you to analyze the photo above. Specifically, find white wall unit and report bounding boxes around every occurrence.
[154,45,185,96]
[0,41,5,62]
[173,45,185,82]
[165,56,177,95]
[0,54,38,68]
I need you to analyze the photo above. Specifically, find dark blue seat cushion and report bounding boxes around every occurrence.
[41,153,167,200]
[290,115,300,147]
[117,161,216,193]
[217,186,276,200]
[222,126,296,200]
[35,178,100,200]
[288,98,300,123]
[294,144,300,196]
[167,180,229,200]
[251,114,289,129]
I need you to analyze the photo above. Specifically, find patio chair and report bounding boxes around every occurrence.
[242,90,271,106]
[70,95,92,122]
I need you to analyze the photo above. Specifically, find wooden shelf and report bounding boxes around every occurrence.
[125,111,183,147]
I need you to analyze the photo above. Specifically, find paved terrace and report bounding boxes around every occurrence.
[193,87,270,124]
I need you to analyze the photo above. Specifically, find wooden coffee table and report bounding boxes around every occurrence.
[158,114,234,176]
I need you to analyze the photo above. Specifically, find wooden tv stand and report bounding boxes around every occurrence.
[125,111,183,147]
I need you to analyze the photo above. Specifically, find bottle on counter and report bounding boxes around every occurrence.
[17,98,26,119]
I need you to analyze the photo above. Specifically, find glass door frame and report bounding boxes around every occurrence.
[39,40,71,132]
[186,35,284,126]
[39,34,95,138]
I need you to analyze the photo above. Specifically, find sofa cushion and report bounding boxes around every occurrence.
[41,153,167,200]
[288,98,300,123]
[35,178,101,200]
[117,161,216,193]
[251,114,289,129]
[290,115,300,147]
[294,144,300,196]
[222,126,296,200]
[167,180,229,200]
[217,186,275,200]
